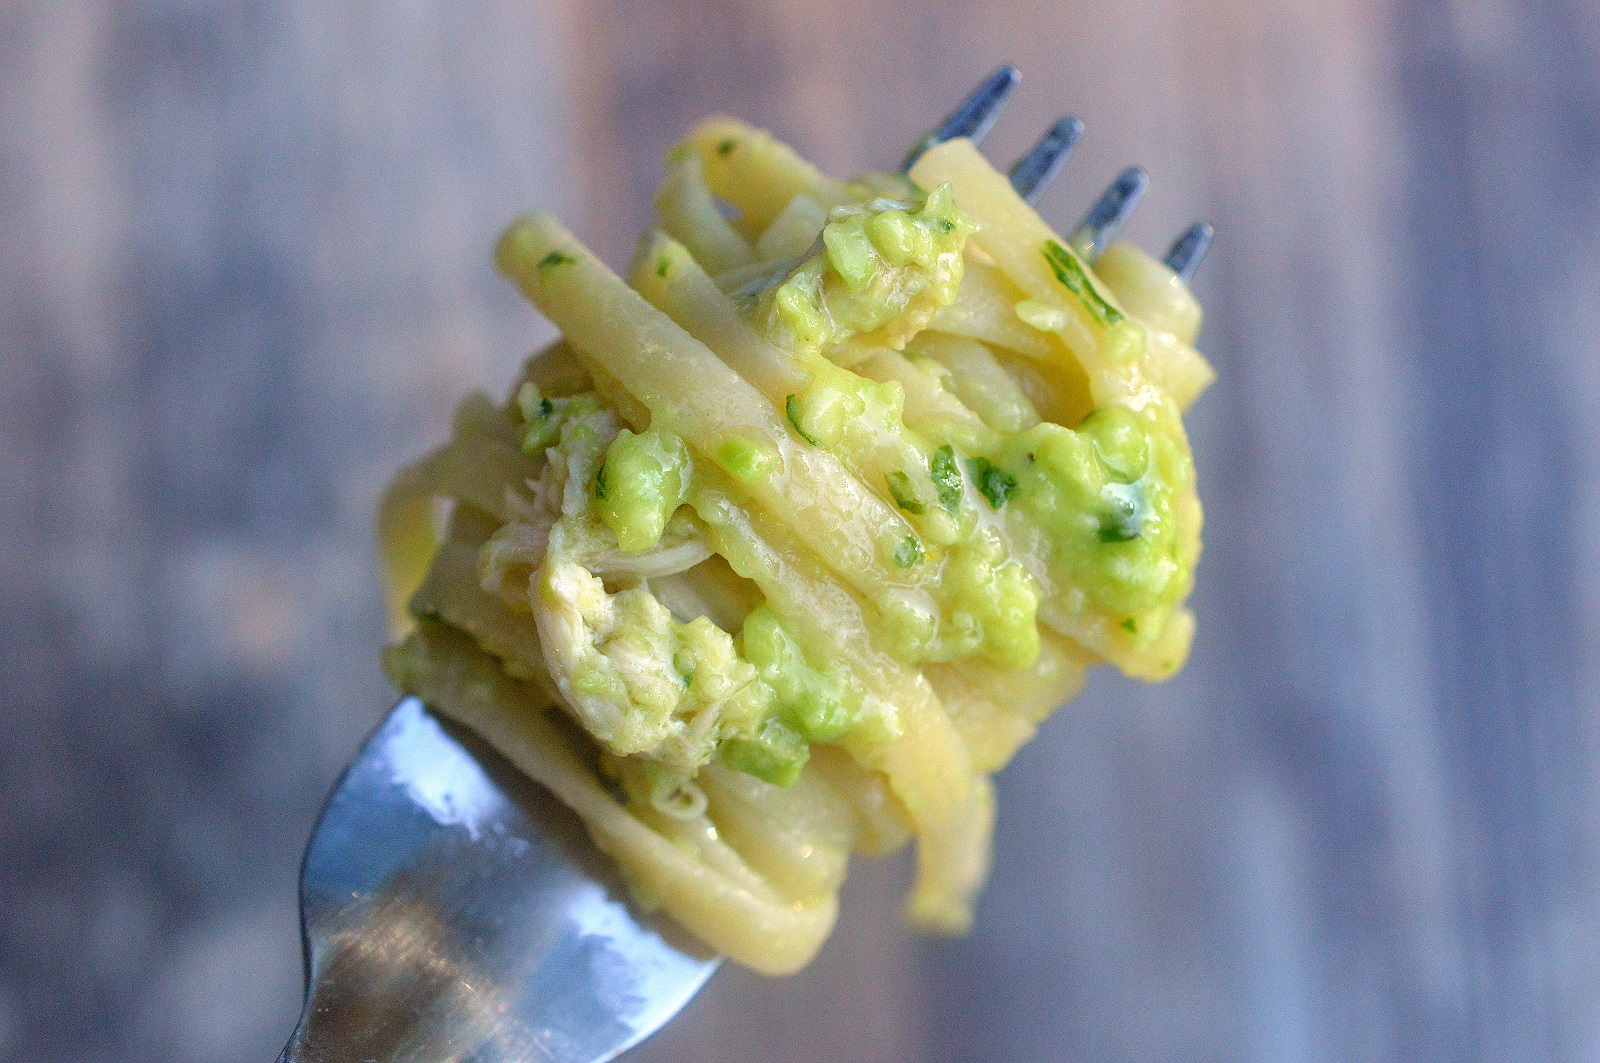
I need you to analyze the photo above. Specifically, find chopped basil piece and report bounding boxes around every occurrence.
[930,445,963,512]
[516,383,554,425]
[1096,481,1144,542]
[593,459,608,500]
[965,457,1016,509]
[539,250,575,270]
[786,394,822,446]
[893,535,924,568]
[516,384,561,453]
[717,137,738,157]
[1042,239,1124,327]
[886,470,925,514]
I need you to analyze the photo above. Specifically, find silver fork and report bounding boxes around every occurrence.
[276,697,716,1062]
[278,67,1212,1063]
[902,64,1214,279]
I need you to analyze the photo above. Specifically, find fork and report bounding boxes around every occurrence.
[278,66,1212,1063]
[902,64,1214,278]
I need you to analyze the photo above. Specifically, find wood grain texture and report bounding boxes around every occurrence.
[1,2,1597,1061]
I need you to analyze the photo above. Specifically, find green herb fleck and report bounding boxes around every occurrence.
[1042,239,1124,327]
[672,647,696,686]
[656,255,671,278]
[886,471,925,514]
[893,535,925,568]
[929,445,963,512]
[517,383,552,423]
[593,459,608,500]
[785,394,822,446]
[1121,618,1139,634]
[539,250,575,270]
[516,384,561,453]
[965,457,1016,509]
[1096,481,1144,542]
[717,137,738,157]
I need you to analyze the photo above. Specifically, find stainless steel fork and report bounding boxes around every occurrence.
[278,66,1213,1063]
[277,698,717,1062]
[902,64,1215,277]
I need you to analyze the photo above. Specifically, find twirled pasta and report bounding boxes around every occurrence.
[378,120,1211,974]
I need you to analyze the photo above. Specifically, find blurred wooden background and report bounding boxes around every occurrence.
[3,2,1599,1061]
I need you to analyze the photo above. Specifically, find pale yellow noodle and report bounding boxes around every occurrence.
[378,120,1211,974]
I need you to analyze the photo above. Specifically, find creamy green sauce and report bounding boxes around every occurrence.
[760,183,974,357]
[996,405,1194,624]
[478,176,1199,786]
[595,427,691,552]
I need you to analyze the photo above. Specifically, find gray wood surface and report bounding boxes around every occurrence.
[2,3,1597,1061]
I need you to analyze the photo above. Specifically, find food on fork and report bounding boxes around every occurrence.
[377,81,1212,975]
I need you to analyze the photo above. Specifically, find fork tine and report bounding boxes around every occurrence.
[1070,166,1149,258]
[1007,116,1084,204]
[900,65,1022,172]
[1162,221,1214,280]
